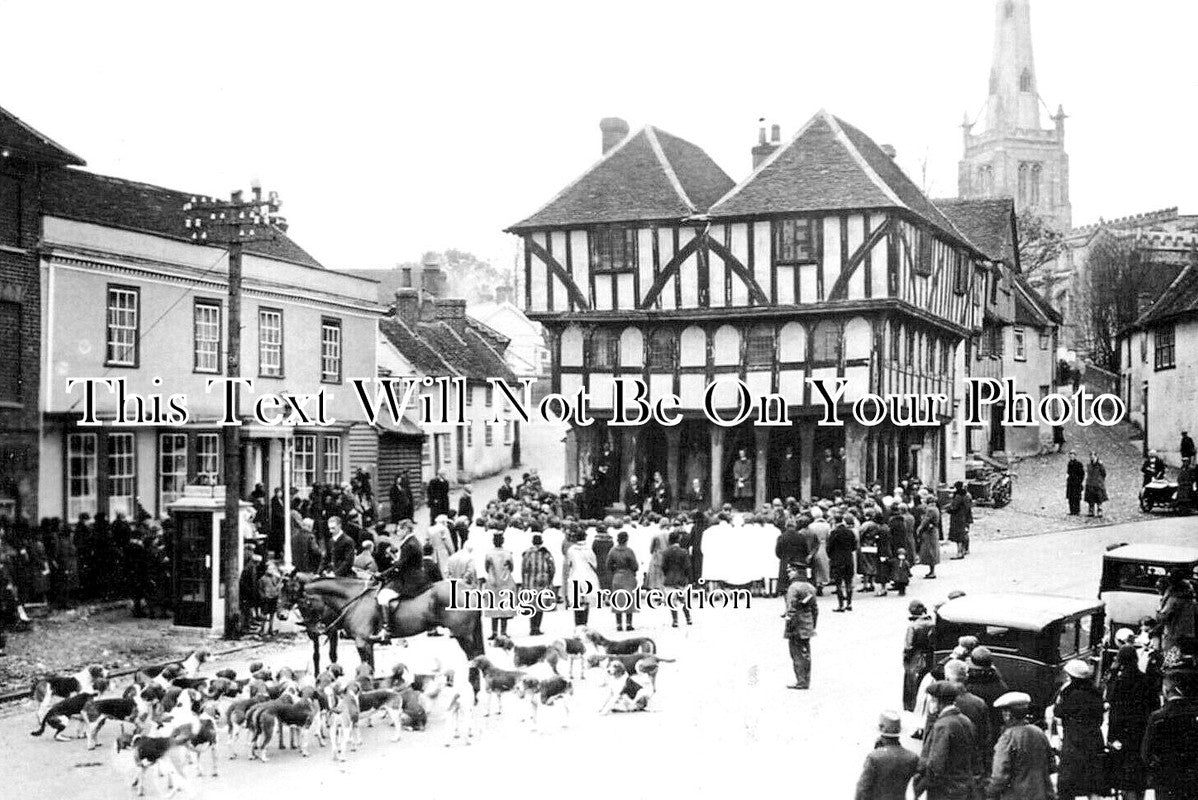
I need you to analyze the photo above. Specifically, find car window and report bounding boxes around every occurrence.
[1059,619,1079,659]
[1117,563,1171,591]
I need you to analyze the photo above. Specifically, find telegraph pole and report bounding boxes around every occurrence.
[183,185,286,637]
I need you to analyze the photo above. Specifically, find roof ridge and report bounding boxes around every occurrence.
[510,125,642,229]
[708,111,824,212]
[0,105,86,165]
[1132,259,1198,328]
[381,316,462,376]
[465,325,513,366]
[823,113,905,209]
[644,126,695,212]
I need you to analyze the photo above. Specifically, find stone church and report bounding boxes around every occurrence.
[958,0,1071,234]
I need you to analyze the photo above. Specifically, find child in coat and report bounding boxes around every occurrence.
[891,549,912,597]
[257,561,282,635]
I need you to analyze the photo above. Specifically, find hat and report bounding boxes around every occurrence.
[1114,628,1135,645]
[908,600,927,616]
[969,646,993,667]
[926,680,961,700]
[958,635,979,651]
[877,711,902,738]
[1064,659,1093,680]
[944,660,969,684]
[993,691,1032,710]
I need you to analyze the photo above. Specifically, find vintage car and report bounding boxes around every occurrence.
[1099,543,1198,637]
[932,593,1105,715]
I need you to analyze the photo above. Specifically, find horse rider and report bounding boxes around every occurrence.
[371,524,433,642]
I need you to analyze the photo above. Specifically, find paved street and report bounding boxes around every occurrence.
[3,513,1194,799]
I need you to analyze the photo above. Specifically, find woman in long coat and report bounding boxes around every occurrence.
[1104,644,1157,799]
[564,531,599,627]
[946,484,973,559]
[856,516,883,592]
[1050,660,1107,800]
[483,532,516,640]
[606,531,639,632]
[644,527,669,593]
[806,509,831,592]
[591,525,615,591]
[903,601,935,711]
[916,504,940,578]
[1084,452,1107,517]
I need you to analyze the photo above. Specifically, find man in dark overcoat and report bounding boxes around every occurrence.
[915,681,977,800]
[427,470,450,524]
[855,710,919,800]
[1065,451,1085,515]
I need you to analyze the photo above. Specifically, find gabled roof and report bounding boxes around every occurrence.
[1131,259,1198,329]
[1012,272,1061,326]
[507,125,734,231]
[0,105,85,166]
[42,168,324,269]
[935,197,1018,268]
[379,313,517,384]
[709,111,974,251]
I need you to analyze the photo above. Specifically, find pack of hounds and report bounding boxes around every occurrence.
[28,627,673,796]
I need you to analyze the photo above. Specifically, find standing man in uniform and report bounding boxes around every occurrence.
[783,561,818,690]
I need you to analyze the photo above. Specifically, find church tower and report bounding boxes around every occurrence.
[959,0,1071,232]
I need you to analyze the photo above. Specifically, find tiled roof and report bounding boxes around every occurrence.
[1133,260,1198,328]
[42,168,324,269]
[1012,273,1061,326]
[507,125,734,231]
[934,197,1018,267]
[709,111,973,250]
[379,314,516,384]
[0,106,85,166]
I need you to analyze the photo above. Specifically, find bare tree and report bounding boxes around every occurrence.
[1078,236,1144,371]
[1016,210,1067,277]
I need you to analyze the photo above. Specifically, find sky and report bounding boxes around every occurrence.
[3,0,1195,276]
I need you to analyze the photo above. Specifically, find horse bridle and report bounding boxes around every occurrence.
[282,573,377,637]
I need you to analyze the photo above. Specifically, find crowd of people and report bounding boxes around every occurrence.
[853,568,1198,800]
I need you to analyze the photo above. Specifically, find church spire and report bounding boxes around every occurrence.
[981,0,1042,132]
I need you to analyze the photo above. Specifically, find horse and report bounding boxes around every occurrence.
[278,572,486,677]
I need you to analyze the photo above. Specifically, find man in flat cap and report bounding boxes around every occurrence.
[854,710,919,800]
[987,692,1055,800]
[915,680,977,800]
[782,561,818,690]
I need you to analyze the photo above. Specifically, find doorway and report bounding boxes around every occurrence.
[173,511,213,628]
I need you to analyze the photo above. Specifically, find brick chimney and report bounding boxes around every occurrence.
[434,298,468,336]
[495,284,514,305]
[600,117,630,155]
[394,287,419,326]
[421,252,447,300]
[751,119,781,169]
